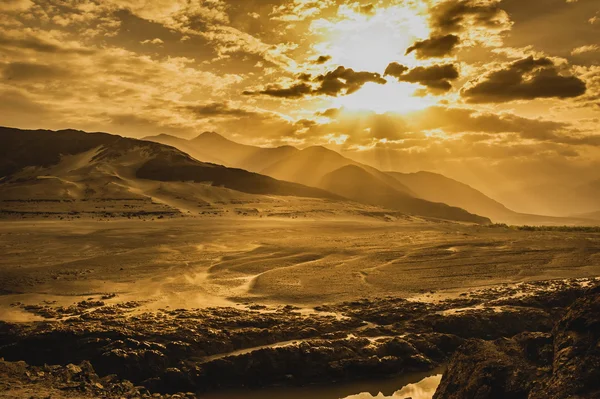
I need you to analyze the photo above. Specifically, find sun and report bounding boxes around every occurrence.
[311,3,429,71]
[310,2,432,113]
[331,81,438,114]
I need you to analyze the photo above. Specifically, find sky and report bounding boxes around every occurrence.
[0,0,599,213]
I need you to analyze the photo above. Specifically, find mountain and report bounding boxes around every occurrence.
[143,132,299,173]
[493,178,600,217]
[321,165,491,224]
[387,171,513,220]
[575,210,600,221]
[141,133,228,166]
[261,145,358,188]
[141,131,595,225]
[387,171,597,225]
[0,127,343,217]
[144,134,415,196]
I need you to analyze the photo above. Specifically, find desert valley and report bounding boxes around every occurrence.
[1,126,600,399]
[2,0,600,397]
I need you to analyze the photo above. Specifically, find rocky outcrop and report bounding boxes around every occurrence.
[434,286,600,399]
[1,279,597,396]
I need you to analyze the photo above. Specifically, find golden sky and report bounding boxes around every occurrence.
[1,0,599,208]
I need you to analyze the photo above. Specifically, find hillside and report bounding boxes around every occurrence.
[388,171,513,220]
[144,133,414,195]
[576,210,600,221]
[143,132,299,173]
[0,127,346,218]
[387,171,597,225]
[321,165,491,224]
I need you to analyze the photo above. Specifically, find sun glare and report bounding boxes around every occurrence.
[311,2,432,113]
[331,81,438,114]
[312,3,429,71]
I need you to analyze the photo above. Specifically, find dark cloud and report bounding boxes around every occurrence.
[297,73,312,81]
[316,108,341,118]
[0,33,94,55]
[383,62,409,77]
[462,56,587,103]
[430,0,508,33]
[314,55,331,64]
[385,63,459,93]
[406,34,460,59]
[295,118,317,128]
[181,102,256,117]
[243,83,313,98]
[1,62,72,81]
[244,66,386,98]
[313,66,386,95]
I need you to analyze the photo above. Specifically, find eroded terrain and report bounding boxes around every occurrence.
[1,219,600,398]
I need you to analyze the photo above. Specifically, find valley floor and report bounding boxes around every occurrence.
[1,218,600,317]
[1,218,600,398]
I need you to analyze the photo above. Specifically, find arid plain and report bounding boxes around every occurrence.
[2,217,600,320]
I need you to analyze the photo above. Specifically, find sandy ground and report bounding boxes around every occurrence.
[1,218,600,322]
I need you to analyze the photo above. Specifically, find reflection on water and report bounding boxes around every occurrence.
[343,375,442,399]
[199,368,444,399]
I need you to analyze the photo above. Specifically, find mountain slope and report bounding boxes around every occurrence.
[575,210,600,221]
[141,133,229,166]
[0,127,339,204]
[321,165,491,224]
[143,132,299,173]
[142,131,597,225]
[388,171,513,221]
[144,133,414,195]
[387,171,598,225]
[260,145,416,195]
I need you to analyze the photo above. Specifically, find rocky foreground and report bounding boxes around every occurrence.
[0,278,598,398]
[434,284,600,399]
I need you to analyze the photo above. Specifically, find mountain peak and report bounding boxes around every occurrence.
[302,145,343,157]
[142,133,179,141]
[192,131,227,142]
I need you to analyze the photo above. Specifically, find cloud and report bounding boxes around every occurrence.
[302,105,597,152]
[408,106,572,140]
[0,30,94,55]
[313,66,387,95]
[181,102,257,117]
[571,44,599,55]
[385,62,459,93]
[462,56,587,103]
[316,108,341,118]
[244,66,387,98]
[0,0,32,11]
[1,62,72,81]
[359,4,376,15]
[141,38,164,45]
[429,0,511,34]
[314,55,332,64]
[406,34,460,59]
[244,82,313,98]
[270,0,335,22]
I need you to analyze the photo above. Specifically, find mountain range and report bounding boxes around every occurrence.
[0,126,595,225]
[144,132,595,226]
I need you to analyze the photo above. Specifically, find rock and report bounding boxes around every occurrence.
[433,333,550,399]
[435,287,600,399]
[426,307,553,340]
[530,287,600,398]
